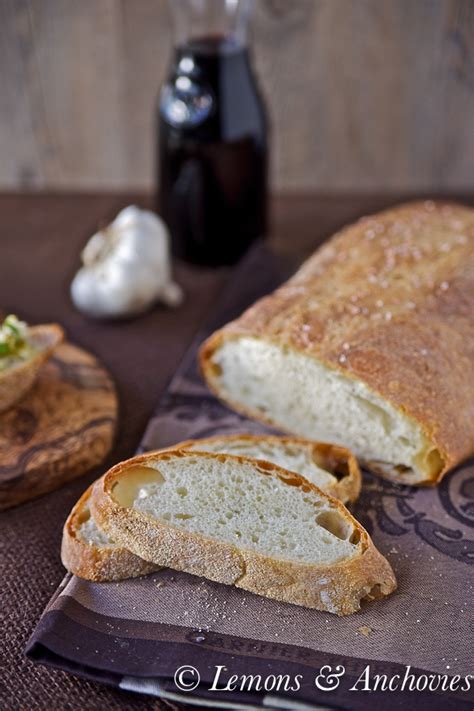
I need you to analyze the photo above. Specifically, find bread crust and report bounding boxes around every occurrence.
[0,323,63,413]
[178,433,361,504]
[200,201,474,485]
[90,450,396,615]
[61,484,159,582]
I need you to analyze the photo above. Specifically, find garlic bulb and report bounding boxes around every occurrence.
[71,206,184,318]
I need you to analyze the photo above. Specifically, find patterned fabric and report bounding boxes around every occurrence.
[26,246,474,709]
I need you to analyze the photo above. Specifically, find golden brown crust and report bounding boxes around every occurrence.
[0,323,64,413]
[200,201,474,485]
[177,433,361,504]
[61,484,159,582]
[90,450,396,615]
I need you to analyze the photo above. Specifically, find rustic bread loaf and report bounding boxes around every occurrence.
[91,450,396,614]
[61,485,159,581]
[200,201,474,486]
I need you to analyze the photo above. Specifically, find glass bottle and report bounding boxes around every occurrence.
[158,0,268,266]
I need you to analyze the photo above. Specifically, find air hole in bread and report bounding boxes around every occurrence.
[394,464,412,475]
[303,497,323,508]
[315,510,352,541]
[210,362,222,377]
[424,448,444,477]
[174,513,193,520]
[350,529,361,545]
[176,487,188,497]
[353,396,393,434]
[111,466,165,507]
[280,476,302,487]
[77,508,91,525]
[363,583,384,601]
[332,462,350,482]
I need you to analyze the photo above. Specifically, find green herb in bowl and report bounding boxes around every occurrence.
[0,315,36,369]
[0,316,63,412]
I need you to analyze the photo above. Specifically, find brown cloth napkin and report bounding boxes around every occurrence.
[26,245,474,710]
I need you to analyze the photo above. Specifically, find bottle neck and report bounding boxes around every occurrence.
[168,0,253,49]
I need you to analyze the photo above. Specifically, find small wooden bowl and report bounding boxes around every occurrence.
[0,323,64,413]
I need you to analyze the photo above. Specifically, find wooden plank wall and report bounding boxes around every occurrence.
[1,0,473,191]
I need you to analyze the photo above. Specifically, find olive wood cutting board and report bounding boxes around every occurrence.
[0,341,118,510]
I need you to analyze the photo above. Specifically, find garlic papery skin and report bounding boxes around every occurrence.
[71,206,184,319]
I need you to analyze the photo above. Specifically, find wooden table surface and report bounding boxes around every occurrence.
[1,192,472,710]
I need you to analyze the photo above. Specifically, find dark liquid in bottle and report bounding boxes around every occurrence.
[158,36,267,266]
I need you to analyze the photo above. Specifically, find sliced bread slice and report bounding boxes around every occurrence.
[179,434,361,504]
[91,450,396,614]
[61,484,159,581]
[61,434,359,582]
